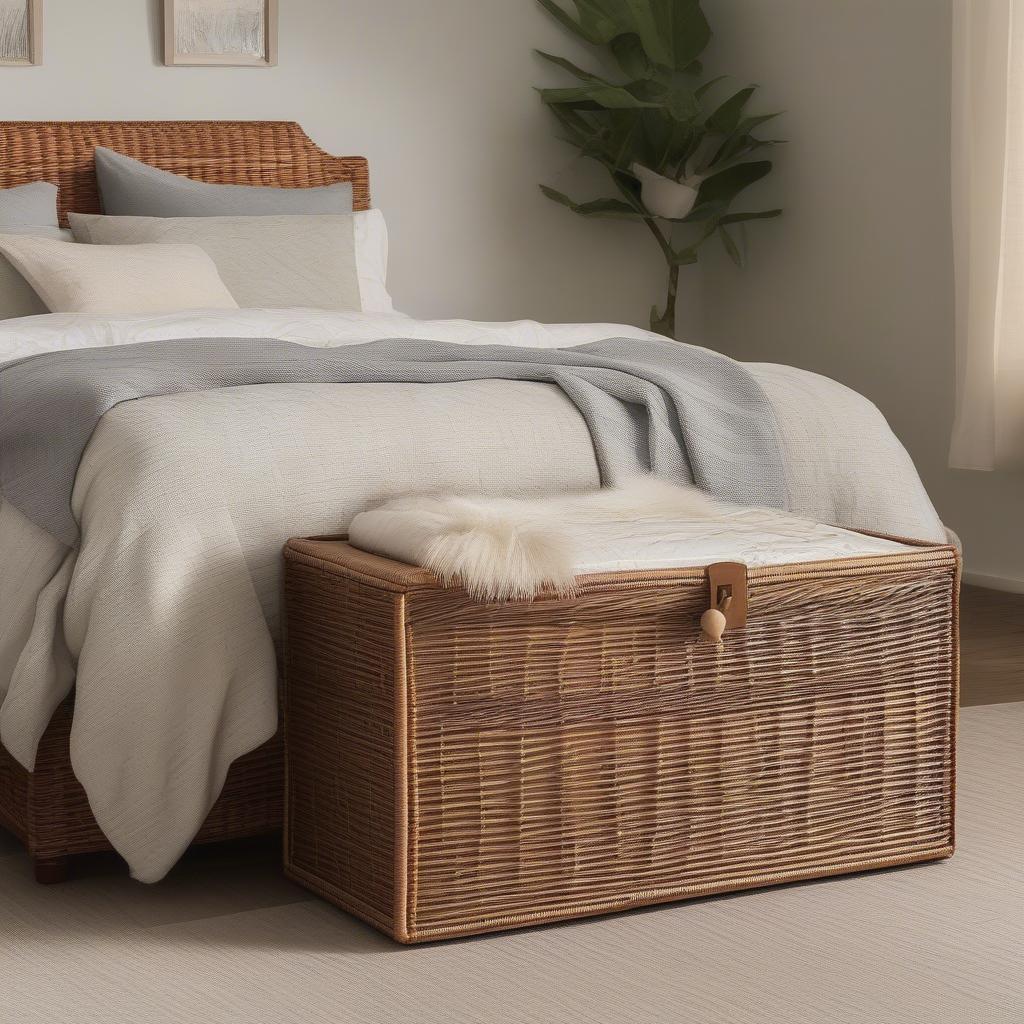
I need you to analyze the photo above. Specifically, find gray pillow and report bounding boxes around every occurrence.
[95,148,354,218]
[0,181,61,231]
[1,182,68,320]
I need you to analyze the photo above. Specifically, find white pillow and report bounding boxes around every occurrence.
[0,234,239,315]
[353,209,394,314]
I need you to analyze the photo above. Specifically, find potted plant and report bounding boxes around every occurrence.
[536,0,783,338]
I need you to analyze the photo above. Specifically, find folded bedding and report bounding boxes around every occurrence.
[2,334,783,546]
[0,308,946,882]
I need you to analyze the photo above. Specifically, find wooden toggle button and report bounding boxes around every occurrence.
[701,562,748,644]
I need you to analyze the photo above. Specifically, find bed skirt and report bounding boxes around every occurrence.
[0,697,282,881]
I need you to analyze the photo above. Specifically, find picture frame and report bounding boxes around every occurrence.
[164,0,278,67]
[0,0,41,66]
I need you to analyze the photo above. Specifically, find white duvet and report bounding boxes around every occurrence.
[0,308,946,882]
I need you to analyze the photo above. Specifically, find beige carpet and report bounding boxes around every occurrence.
[1,703,1022,1024]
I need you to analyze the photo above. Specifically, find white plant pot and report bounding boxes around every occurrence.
[631,163,700,220]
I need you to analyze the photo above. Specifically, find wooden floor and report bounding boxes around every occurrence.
[960,584,1024,706]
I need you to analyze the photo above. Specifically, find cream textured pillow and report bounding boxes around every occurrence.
[69,213,361,311]
[0,234,239,315]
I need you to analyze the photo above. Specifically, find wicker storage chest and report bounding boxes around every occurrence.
[282,537,959,943]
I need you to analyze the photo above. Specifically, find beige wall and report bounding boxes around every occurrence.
[5,0,1020,584]
[677,0,1024,588]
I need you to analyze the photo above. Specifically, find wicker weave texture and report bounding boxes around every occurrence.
[283,541,959,943]
[0,120,369,224]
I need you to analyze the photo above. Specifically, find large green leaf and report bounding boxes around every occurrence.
[536,0,711,72]
[631,107,672,168]
[534,49,605,82]
[543,104,652,174]
[706,86,755,134]
[539,83,660,110]
[696,159,773,204]
[622,0,711,71]
[609,168,649,210]
[546,103,598,143]
[536,0,621,44]
[694,75,727,100]
[737,112,782,133]
[676,198,728,222]
[720,208,782,225]
[670,218,720,261]
[663,82,700,123]
[625,76,668,102]
[614,108,696,176]
[546,105,607,157]
[719,225,743,266]
[539,185,646,218]
[601,110,647,167]
[705,136,782,175]
[664,125,700,176]
[610,33,650,77]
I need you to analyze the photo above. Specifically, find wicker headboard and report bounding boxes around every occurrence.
[0,121,369,226]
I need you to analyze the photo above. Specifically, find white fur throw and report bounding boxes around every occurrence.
[347,477,725,602]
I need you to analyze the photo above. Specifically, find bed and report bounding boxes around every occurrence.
[0,121,365,882]
[0,120,949,885]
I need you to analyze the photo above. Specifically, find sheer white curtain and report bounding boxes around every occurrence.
[951,0,1024,470]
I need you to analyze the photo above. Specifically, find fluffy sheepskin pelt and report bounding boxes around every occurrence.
[347,476,728,603]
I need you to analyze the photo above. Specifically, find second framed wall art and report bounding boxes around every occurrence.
[164,0,278,67]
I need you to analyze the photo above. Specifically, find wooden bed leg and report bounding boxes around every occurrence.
[33,855,71,884]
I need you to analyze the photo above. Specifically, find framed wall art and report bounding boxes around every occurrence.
[0,0,41,66]
[164,0,278,67]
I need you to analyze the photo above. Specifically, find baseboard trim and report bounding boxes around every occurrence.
[963,570,1024,595]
